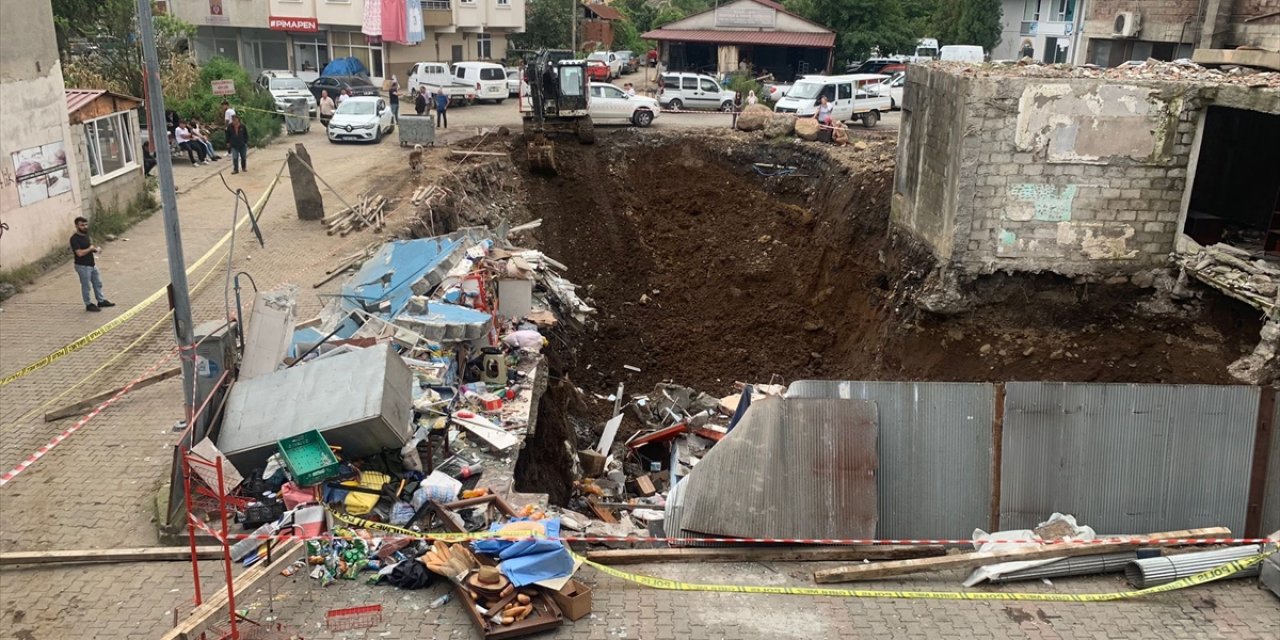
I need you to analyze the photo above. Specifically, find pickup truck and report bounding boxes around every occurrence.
[406,62,477,105]
[586,51,623,79]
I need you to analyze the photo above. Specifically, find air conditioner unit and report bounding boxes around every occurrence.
[1113,11,1142,38]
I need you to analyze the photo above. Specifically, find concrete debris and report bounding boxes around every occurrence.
[1175,239,1280,313]
[927,57,1280,88]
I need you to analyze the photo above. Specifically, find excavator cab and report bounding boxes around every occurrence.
[522,51,594,174]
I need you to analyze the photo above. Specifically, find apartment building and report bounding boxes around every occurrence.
[163,0,525,84]
[993,0,1085,63]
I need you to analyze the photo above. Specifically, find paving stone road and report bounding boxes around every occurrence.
[0,105,1274,640]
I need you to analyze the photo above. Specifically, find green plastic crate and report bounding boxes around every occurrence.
[277,430,340,487]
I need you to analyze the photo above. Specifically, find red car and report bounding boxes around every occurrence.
[584,60,611,82]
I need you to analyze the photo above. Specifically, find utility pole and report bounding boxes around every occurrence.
[570,0,576,54]
[136,0,197,422]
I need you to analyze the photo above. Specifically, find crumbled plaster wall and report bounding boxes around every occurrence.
[893,66,1211,277]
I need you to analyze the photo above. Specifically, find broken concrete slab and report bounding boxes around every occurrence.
[239,285,298,380]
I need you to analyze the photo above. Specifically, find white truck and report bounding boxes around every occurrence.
[773,74,892,127]
[405,62,477,105]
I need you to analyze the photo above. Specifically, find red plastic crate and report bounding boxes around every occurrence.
[325,604,383,631]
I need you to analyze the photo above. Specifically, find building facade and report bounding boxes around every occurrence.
[1078,0,1280,67]
[994,0,1085,63]
[0,0,85,270]
[165,0,525,84]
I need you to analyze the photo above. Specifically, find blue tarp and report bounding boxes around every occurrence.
[321,57,369,77]
[340,237,464,319]
[472,519,573,587]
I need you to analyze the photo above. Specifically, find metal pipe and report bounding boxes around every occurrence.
[988,552,1138,583]
[1125,545,1262,588]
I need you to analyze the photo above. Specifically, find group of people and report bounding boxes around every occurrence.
[412,86,451,128]
[316,88,354,126]
[160,100,249,173]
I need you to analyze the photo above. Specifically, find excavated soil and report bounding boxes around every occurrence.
[511,130,1259,400]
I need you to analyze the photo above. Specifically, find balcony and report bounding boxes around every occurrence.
[421,0,451,8]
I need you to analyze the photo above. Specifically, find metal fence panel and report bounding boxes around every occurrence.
[786,381,995,539]
[1000,382,1259,535]
[1261,396,1280,534]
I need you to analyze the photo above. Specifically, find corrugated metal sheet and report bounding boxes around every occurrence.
[65,89,106,115]
[640,29,836,48]
[678,397,878,540]
[1261,395,1280,534]
[1000,382,1259,535]
[786,381,995,539]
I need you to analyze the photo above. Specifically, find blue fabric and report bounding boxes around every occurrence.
[406,0,424,43]
[435,93,448,110]
[471,518,572,586]
[322,57,369,77]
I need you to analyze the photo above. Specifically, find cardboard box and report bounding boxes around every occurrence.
[578,450,606,477]
[550,579,592,621]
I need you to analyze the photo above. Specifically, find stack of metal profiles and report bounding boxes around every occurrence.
[1124,545,1262,588]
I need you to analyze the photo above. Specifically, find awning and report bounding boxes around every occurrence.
[641,29,835,49]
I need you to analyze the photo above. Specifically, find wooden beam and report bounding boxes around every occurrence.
[1246,386,1276,537]
[44,366,182,421]
[587,545,948,565]
[1,546,223,566]
[161,539,303,640]
[813,527,1231,583]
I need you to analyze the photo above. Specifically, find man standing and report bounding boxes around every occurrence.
[226,115,249,174]
[434,91,448,128]
[318,90,336,126]
[70,217,114,312]
[222,99,236,125]
[388,81,400,123]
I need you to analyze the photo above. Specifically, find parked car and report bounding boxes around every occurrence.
[406,62,477,105]
[588,82,659,127]
[505,67,522,97]
[587,51,623,79]
[309,75,379,103]
[773,73,891,127]
[453,61,508,103]
[326,96,394,143]
[870,72,905,110]
[584,59,611,82]
[614,51,640,74]
[658,72,737,111]
[764,81,793,102]
[257,70,318,116]
[847,58,906,74]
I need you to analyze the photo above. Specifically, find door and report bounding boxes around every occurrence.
[593,84,627,122]
[834,82,854,121]
[697,77,720,109]
[451,45,463,63]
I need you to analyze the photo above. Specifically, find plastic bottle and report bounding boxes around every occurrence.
[430,593,452,609]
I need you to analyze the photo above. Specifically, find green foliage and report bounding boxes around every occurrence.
[616,0,660,35]
[511,0,574,50]
[932,0,1003,51]
[724,71,763,102]
[612,20,644,53]
[167,57,281,148]
[785,0,915,63]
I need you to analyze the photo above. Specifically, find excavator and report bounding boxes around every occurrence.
[521,50,594,174]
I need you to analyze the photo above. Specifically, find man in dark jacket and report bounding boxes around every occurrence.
[415,86,429,116]
[225,115,249,174]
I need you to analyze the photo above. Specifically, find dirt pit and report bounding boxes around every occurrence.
[420,129,1261,501]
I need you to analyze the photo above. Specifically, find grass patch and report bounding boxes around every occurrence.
[0,186,158,299]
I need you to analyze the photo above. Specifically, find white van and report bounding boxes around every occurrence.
[452,61,508,103]
[940,45,985,62]
[773,74,891,127]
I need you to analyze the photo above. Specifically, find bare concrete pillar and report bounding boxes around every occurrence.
[1199,0,1235,50]
[287,143,325,221]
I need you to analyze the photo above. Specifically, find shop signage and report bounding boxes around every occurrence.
[269,16,319,32]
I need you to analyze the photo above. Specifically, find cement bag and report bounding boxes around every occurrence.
[763,113,796,138]
[794,117,820,141]
[735,104,773,131]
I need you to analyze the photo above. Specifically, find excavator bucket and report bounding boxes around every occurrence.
[527,136,557,174]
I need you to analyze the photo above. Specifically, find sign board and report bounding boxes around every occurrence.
[269,16,319,32]
[714,6,775,29]
[211,79,235,96]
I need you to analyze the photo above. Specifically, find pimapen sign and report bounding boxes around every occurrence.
[269,16,318,32]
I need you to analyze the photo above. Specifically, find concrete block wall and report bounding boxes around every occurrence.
[893,65,1212,277]
[891,67,968,261]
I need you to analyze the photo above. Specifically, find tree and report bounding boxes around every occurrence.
[511,0,574,50]
[785,0,915,63]
[932,0,1002,51]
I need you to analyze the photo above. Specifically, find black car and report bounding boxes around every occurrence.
[309,75,379,102]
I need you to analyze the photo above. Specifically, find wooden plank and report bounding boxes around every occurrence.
[1,546,223,566]
[162,539,303,640]
[587,497,617,524]
[586,545,948,565]
[44,366,182,421]
[812,527,1231,583]
[1245,386,1276,537]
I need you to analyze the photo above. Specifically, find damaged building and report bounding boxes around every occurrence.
[892,60,1280,381]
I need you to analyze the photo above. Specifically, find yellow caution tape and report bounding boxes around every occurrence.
[0,168,284,388]
[327,505,504,542]
[572,550,1275,602]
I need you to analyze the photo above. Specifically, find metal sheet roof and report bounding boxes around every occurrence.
[999,382,1258,535]
[583,3,624,20]
[640,29,835,49]
[787,381,995,539]
[678,397,878,540]
[65,89,142,115]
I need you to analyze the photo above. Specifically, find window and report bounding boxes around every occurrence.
[479,67,503,81]
[1023,0,1040,20]
[329,31,383,77]
[681,77,697,90]
[559,67,584,95]
[497,0,509,5]
[477,33,491,60]
[84,111,137,182]
[700,78,718,92]
[837,83,852,100]
[602,86,624,99]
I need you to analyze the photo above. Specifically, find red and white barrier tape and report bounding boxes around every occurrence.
[0,351,176,487]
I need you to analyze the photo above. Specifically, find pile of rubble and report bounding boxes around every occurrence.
[1175,237,1280,313]
[930,58,1280,88]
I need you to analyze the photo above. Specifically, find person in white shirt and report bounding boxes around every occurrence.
[337,89,350,106]
[221,100,236,125]
[746,90,758,105]
[624,83,636,97]
[173,121,208,165]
